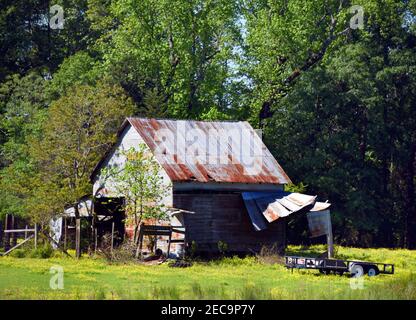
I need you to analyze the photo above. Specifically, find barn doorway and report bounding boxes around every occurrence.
[93,197,126,249]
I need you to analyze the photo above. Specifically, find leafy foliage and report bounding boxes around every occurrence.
[100,146,170,239]
[0,0,415,248]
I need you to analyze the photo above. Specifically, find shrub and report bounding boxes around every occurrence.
[9,249,27,258]
[256,244,284,265]
[217,241,228,255]
[98,237,138,263]
[29,244,54,259]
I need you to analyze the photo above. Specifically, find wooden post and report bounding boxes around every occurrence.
[167,227,172,258]
[0,217,3,248]
[4,214,10,251]
[11,215,17,247]
[24,225,28,239]
[75,218,81,258]
[34,223,38,249]
[63,218,67,250]
[327,214,334,258]
[111,221,115,254]
[135,223,144,259]
[94,227,98,253]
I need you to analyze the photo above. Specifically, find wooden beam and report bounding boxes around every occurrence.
[63,218,67,250]
[34,223,37,249]
[11,215,17,247]
[4,214,10,251]
[4,229,36,233]
[327,214,334,258]
[2,235,34,256]
[111,222,115,255]
[75,218,81,258]
[167,229,172,258]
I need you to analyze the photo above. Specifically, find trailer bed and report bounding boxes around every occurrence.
[285,256,394,277]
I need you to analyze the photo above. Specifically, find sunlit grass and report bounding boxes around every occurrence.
[0,245,415,300]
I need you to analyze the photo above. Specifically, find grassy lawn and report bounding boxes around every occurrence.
[0,245,415,300]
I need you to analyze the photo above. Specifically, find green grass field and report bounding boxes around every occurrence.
[0,245,415,300]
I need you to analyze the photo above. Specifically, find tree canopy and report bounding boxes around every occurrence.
[0,0,415,247]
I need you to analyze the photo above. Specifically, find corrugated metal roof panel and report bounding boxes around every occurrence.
[241,191,330,231]
[127,118,291,184]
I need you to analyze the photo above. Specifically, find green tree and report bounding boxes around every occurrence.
[100,145,170,243]
[93,0,242,119]
[263,0,416,248]
[0,72,49,219]
[26,81,134,226]
[242,0,354,126]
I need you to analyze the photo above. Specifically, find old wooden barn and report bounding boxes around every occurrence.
[91,118,328,256]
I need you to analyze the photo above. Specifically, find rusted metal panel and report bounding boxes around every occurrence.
[241,191,330,230]
[127,118,291,184]
[307,210,331,238]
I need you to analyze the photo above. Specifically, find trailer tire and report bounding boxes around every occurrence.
[367,266,379,276]
[350,264,364,278]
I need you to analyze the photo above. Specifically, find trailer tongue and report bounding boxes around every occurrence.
[285,256,394,277]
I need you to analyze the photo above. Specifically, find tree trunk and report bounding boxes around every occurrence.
[405,141,416,249]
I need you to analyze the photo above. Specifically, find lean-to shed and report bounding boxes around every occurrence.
[91,118,326,255]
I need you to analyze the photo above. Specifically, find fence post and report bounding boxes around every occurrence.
[111,221,115,254]
[4,214,10,251]
[11,215,17,247]
[63,218,67,250]
[327,217,334,258]
[75,218,81,258]
[34,223,38,249]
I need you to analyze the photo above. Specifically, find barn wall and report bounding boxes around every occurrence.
[92,124,173,206]
[173,193,286,254]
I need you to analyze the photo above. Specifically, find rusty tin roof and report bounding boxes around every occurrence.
[92,118,291,184]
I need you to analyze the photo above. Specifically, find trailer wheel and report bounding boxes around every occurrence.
[335,271,344,276]
[367,266,379,276]
[350,264,364,278]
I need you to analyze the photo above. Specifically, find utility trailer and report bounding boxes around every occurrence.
[285,256,394,277]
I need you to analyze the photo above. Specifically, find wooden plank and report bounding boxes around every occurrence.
[169,239,185,243]
[2,235,34,256]
[4,229,36,233]
[172,228,186,234]
[141,225,172,231]
[142,230,171,236]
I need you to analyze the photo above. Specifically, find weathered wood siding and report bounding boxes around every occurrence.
[173,193,285,254]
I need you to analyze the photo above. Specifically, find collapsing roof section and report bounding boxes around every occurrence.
[242,191,331,231]
[124,118,291,184]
